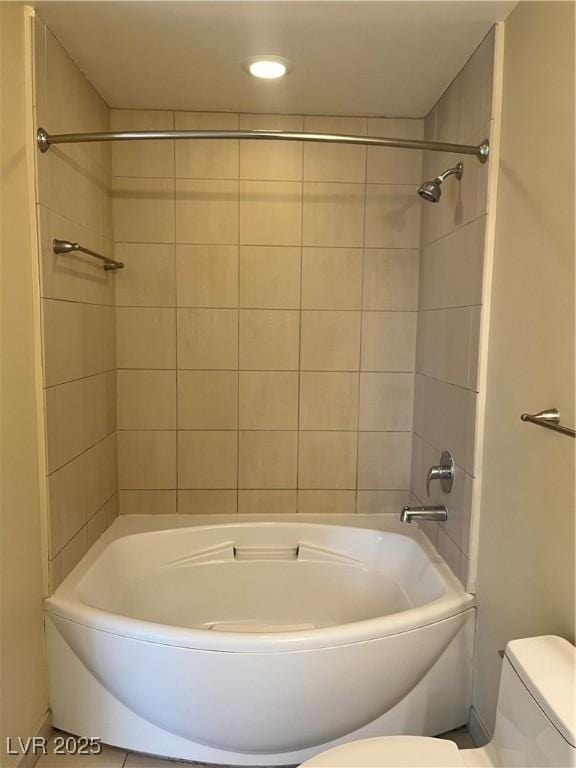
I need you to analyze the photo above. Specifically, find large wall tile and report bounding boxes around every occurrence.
[83,304,116,377]
[177,370,238,429]
[416,306,475,388]
[44,379,85,471]
[112,177,175,243]
[175,179,239,244]
[300,311,361,371]
[364,185,421,248]
[357,431,412,489]
[239,371,299,430]
[239,310,299,370]
[303,116,367,183]
[176,245,238,308]
[359,372,414,431]
[239,431,298,489]
[239,114,303,181]
[177,308,238,369]
[86,499,112,547]
[419,216,485,310]
[175,112,239,179]
[119,489,177,516]
[299,372,359,430]
[84,434,117,518]
[111,110,175,178]
[114,243,176,307]
[298,490,356,514]
[457,29,494,144]
[301,248,363,310]
[84,371,116,448]
[362,249,419,310]
[42,298,85,386]
[298,432,357,489]
[240,181,302,246]
[48,455,86,557]
[356,490,410,514]
[116,307,176,368]
[239,246,301,309]
[118,430,176,489]
[239,490,297,515]
[177,431,237,489]
[117,370,176,430]
[361,312,417,371]
[178,490,237,514]
[59,527,88,581]
[413,374,478,476]
[303,182,365,247]
[367,118,424,184]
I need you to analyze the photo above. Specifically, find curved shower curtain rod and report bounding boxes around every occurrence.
[36,127,489,162]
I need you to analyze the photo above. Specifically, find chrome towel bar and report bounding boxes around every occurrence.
[520,408,575,438]
[53,239,124,271]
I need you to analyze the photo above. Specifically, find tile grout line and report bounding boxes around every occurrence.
[355,127,369,513]
[236,115,241,514]
[111,241,419,252]
[296,130,305,511]
[171,110,179,513]
[115,305,420,313]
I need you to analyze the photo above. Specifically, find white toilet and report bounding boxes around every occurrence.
[302,636,575,768]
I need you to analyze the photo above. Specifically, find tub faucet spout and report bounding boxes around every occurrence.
[400,505,448,524]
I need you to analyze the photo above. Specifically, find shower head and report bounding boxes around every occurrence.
[417,162,463,203]
[417,179,442,203]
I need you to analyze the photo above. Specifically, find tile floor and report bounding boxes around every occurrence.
[35,728,476,767]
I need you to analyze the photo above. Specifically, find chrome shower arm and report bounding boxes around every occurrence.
[436,162,464,183]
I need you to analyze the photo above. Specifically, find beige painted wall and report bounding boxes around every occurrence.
[0,4,48,764]
[473,1,575,734]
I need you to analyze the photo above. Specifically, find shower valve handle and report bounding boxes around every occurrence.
[425,450,455,495]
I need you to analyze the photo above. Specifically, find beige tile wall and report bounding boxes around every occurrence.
[34,17,118,591]
[111,110,423,515]
[410,30,495,586]
[34,18,494,590]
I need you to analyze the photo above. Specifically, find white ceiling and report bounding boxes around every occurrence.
[35,1,516,117]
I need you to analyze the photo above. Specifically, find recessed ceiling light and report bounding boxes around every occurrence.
[242,56,292,80]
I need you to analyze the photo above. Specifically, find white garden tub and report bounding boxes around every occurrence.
[45,514,475,765]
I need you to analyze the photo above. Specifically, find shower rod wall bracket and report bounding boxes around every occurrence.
[37,127,50,153]
[36,126,490,162]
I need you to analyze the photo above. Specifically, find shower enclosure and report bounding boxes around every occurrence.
[33,8,499,761]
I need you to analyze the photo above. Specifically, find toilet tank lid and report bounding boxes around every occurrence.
[506,635,576,747]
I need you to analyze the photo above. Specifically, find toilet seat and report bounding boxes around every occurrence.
[302,736,466,767]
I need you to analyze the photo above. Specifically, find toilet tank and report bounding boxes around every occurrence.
[492,636,575,767]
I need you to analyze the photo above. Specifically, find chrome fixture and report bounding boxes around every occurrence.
[400,505,448,524]
[417,162,464,203]
[426,450,455,495]
[521,408,575,438]
[52,239,124,271]
[36,127,490,163]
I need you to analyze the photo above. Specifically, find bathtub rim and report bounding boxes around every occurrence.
[45,513,475,653]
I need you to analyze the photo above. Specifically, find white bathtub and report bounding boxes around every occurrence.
[45,514,475,765]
